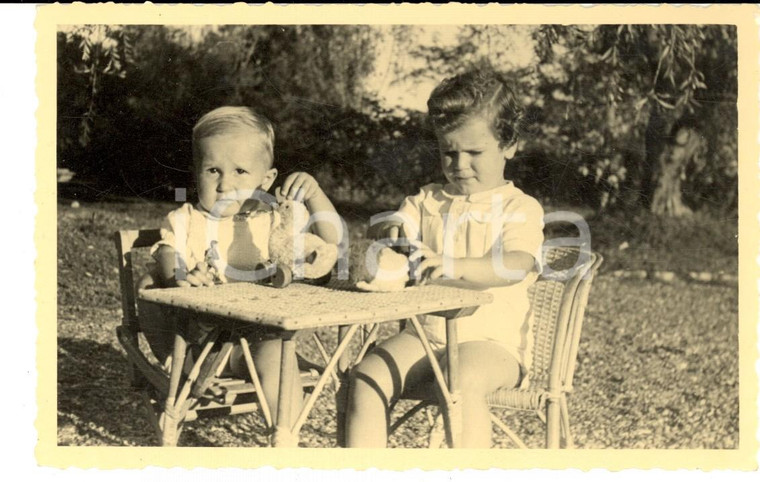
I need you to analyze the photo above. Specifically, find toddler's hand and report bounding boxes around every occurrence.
[277,172,322,203]
[409,241,454,284]
[176,261,216,288]
[367,221,406,243]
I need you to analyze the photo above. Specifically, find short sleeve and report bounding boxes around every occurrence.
[370,184,438,243]
[396,186,428,241]
[150,216,177,254]
[150,203,199,270]
[499,196,545,272]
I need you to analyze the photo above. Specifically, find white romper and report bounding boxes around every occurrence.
[392,182,544,377]
[151,202,273,283]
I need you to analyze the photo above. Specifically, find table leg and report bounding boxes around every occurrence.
[162,332,187,446]
[335,325,351,448]
[293,324,360,438]
[272,333,299,447]
[166,332,187,408]
[409,316,456,447]
[444,317,462,448]
[239,336,273,430]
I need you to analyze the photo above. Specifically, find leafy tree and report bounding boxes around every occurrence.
[58,24,135,184]
[402,24,737,216]
[57,25,385,199]
[532,25,737,216]
[219,25,383,177]
[57,24,736,216]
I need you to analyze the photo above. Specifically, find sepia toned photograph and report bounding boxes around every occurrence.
[36,3,757,472]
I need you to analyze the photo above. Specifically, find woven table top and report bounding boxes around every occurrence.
[138,280,493,330]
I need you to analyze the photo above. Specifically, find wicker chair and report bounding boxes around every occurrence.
[114,229,323,446]
[388,246,603,448]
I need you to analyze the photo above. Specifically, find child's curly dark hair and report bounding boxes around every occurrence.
[427,69,524,148]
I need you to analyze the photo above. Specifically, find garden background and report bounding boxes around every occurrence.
[56,24,739,448]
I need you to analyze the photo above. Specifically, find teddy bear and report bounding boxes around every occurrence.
[267,200,338,286]
[349,237,411,292]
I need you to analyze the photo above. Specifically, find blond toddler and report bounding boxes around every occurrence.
[140,106,340,424]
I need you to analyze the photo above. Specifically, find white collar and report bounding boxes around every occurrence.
[439,181,517,203]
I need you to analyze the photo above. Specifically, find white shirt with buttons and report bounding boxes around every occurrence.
[396,182,545,377]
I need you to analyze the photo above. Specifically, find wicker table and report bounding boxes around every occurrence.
[139,280,492,447]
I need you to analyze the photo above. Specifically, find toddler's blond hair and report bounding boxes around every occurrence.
[192,106,275,167]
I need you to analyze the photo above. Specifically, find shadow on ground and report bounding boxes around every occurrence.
[57,337,228,447]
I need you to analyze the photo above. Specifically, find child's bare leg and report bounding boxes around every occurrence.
[230,338,302,428]
[439,341,521,448]
[345,330,430,447]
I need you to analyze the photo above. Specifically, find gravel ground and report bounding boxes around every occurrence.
[56,200,739,448]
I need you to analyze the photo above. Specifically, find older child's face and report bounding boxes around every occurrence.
[195,133,277,218]
[437,117,516,195]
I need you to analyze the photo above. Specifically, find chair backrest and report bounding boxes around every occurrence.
[114,229,161,331]
[526,246,602,392]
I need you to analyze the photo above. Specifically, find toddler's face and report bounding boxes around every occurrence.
[195,133,277,218]
[437,116,516,196]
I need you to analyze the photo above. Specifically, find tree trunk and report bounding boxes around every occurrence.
[642,106,674,210]
[643,106,706,217]
[649,125,706,217]
[649,149,692,216]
